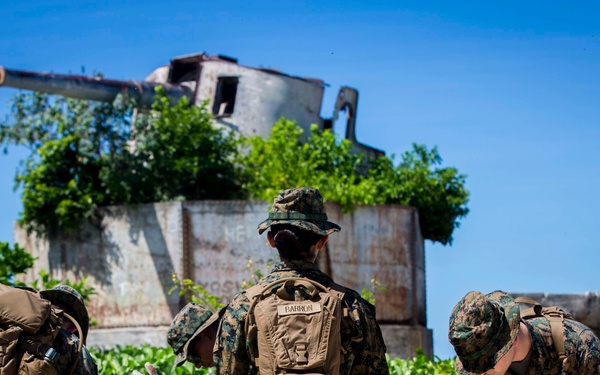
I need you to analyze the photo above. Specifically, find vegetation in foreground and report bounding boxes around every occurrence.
[89,345,458,375]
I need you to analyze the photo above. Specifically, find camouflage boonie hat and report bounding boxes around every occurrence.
[257,187,341,236]
[448,290,520,374]
[167,303,224,367]
[40,284,90,342]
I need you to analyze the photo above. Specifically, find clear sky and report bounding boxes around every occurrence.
[1,1,599,359]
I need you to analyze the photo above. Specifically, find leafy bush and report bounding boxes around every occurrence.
[0,242,35,285]
[387,350,457,374]
[0,88,244,236]
[1,92,468,244]
[89,345,207,375]
[89,345,457,375]
[241,119,469,245]
[169,273,224,313]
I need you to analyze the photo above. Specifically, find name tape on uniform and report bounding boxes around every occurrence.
[277,302,321,316]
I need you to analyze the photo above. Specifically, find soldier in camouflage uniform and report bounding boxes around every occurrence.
[40,285,98,375]
[166,302,225,370]
[214,187,389,375]
[448,290,600,375]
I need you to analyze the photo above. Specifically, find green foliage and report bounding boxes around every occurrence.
[0,91,131,235]
[0,242,35,285]
[169,273,224,313]
[2,91,468,244]
[241,119,379,211]
[387,350,457,374]
[89,345,456,375]
[240,258,274,289]
[109,87,245,204]
[368,144,469,245]
[360,277,387,305]
[0,88,244,236]
[241,118,469,244]
[26,269,96,302]
[89,345,208,375]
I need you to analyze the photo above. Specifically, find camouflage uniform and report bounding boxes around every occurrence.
[449,290,600,375]
[56,329,98,375]
[214,187,389,375]
[41,285,98,375]
[167,302,224,369]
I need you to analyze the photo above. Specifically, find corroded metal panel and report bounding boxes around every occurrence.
[325,204,425,323]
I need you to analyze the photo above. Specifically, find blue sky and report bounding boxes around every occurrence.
[1,1,599,359]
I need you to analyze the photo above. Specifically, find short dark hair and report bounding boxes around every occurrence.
[270,224,324,260]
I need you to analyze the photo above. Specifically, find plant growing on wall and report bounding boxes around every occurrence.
[0,88,244,235]
[2,92,468,244]
[240,118,469,245]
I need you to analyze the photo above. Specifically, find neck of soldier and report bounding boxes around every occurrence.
[513,322,532,362]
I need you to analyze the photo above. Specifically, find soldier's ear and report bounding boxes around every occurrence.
[267,231,276,248]
[316,235,329,250]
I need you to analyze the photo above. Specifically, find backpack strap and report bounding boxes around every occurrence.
[514,297,570,373]
[62,311,84,375]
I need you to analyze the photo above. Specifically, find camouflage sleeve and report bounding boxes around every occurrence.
[573,328,600,374]
[78,346,98,375]
[214,292,254,375]
[60,331,97,375]
[342,293,390,375]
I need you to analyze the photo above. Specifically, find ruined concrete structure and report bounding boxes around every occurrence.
[0,52,383,159]
[16,201,432,359]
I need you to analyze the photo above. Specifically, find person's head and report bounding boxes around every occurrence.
[257,187,340,261]
[167,303,223,368]
[40,284,90,342]
[448,290,521,375]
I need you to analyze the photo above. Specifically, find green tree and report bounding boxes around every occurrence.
[241,118,469,245]
[118,87,245,204]
[0,242,35,285]
[0,91,132,235]
[0,88,244,235]
[241,119,379,211]
[369,144,469,245]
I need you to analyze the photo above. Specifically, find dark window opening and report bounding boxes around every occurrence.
[213,77,239,117]
[169,61,199,83]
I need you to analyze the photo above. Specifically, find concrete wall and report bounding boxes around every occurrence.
[15,200,432,358]
[197,61,324,140]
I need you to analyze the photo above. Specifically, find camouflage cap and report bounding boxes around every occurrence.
[448,290,520,374]
[40,284,90,342]
[257,187,341,236]
[167,303,223,367]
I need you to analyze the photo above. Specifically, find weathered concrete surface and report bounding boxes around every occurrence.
[16,203,185,327]
[380,325,433,359]
[15,200,430,358]
[513,292,600,338]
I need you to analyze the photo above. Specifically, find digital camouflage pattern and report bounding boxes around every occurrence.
[167,303,222,367]
[257,187,341,236]
[448,290,520,374]
[55,329,98,375]
[41,285,90,342]
[214,259,389,375]
[450,290,600,375]
[512,317,600,375]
